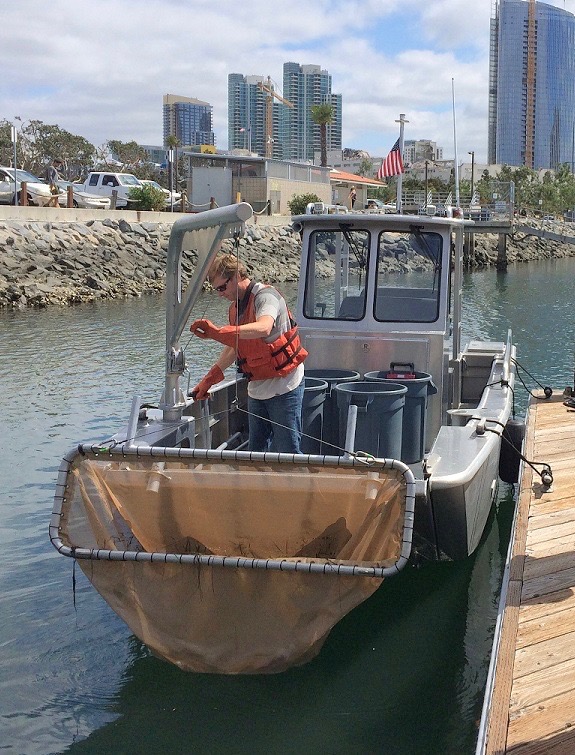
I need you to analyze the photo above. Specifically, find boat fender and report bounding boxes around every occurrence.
[498,418,526,484]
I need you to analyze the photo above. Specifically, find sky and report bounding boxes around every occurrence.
[1,0,572,166]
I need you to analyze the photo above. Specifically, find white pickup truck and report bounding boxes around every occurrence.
[80,172,142,208]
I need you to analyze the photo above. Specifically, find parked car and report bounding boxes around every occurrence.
[364,198,395,212]
[0,166,64,206]
[78,172,143,208]
[140,179,181,209]
[56,180,111,209]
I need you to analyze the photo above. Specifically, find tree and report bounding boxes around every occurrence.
[310,104,334,167]
[287,193,321,215]
[128,183,167,211]
[1,119,95,178]
[357,157,374,177]
[0,120,15,166]
[105,140,148,173]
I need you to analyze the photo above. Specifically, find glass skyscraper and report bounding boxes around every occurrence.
[282,63,342,162]
[163,94,215,148]
[227,74,274,157]
[489,0,575,169]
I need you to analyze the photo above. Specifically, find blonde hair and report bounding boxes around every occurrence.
[208,253,247,284]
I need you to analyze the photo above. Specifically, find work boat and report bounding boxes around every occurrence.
[50,203,518,674]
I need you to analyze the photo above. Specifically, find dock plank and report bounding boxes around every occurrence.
[522,550,575,580]
[516,603,575,649]
[506,688,575,753]
[509,656,575,711]
[520,565,575,601]
[513,629,575,678]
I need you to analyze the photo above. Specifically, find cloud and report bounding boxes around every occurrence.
[1,0,538,162]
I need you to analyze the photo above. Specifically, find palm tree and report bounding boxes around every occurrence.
[310,103,334,167]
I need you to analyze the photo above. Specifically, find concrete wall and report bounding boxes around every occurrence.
[0,204,290,228]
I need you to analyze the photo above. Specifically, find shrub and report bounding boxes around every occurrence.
[287,193,322,216]
[127,184,166,211]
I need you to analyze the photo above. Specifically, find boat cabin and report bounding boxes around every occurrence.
[293,213,459,448]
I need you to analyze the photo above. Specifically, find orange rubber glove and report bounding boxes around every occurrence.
[190,364,225,400]
[191,319,238,347]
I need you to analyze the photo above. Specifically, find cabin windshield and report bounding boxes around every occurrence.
[303,227,370,320]
[303,226,443,323]
[375,229,442,323]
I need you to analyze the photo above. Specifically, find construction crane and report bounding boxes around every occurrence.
[257,77,294,158]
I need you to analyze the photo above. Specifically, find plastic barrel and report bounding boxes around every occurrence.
[301,377,328,454]
[304,369,360,453]
[364,370,437,463]
[334,381,406,459]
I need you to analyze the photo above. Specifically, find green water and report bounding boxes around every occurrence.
[0,259,573,754]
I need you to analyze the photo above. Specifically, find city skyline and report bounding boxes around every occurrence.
[2,0,573,163]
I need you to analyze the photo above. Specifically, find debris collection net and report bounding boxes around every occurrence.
[59,454,407,673]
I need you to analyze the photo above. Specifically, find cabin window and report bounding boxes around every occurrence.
[374,230,442,322]
[303,228,370,320]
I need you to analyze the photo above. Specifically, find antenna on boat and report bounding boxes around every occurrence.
[452,79,461,210]
[396,113,408,214]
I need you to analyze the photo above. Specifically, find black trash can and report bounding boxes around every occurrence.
[364,365,437,463]
[334,381,406,459]
[301,377,328,453]
[304,369,360,453]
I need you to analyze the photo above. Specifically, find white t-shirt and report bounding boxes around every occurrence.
[243,282,304,400]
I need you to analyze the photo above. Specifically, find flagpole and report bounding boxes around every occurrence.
[452,79,460,210]
[396,113,408,213]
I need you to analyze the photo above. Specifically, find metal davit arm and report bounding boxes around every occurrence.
[162,203,253,420]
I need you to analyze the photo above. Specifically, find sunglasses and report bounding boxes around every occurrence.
[213,278,231,293]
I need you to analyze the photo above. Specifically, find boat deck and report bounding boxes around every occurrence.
[482,392,575,754]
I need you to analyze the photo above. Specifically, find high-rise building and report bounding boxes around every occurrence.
[228,74,272,157]
[403,140,443,164]
[282,63,342,162]
[489,0,575,169]
[163,94,215,148]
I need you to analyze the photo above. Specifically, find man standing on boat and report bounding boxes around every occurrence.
[190,254,307,453]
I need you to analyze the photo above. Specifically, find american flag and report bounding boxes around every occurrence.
[377,138,404,180]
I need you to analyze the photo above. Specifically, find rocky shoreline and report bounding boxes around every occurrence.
[1,216,574,308]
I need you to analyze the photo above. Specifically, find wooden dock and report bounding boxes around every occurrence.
[479,392,575,754]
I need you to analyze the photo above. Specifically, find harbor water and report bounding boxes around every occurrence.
[1,258,574,754]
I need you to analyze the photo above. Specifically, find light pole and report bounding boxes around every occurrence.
[167,148,174,212]
[11,123,17,203]
[424,160,429,205]
[468,150,475,202]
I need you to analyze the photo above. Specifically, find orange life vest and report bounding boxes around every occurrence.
[229,285,307,380]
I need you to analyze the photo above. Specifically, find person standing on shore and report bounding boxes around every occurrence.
[45,159,62,207]
[348,185,357,210]
[190,253,308,453]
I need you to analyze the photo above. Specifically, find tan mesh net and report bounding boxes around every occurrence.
[58,454,407,673]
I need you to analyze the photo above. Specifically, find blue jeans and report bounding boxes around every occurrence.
[248,381,304,453]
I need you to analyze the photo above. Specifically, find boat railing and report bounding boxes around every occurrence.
[502,329,513,386]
